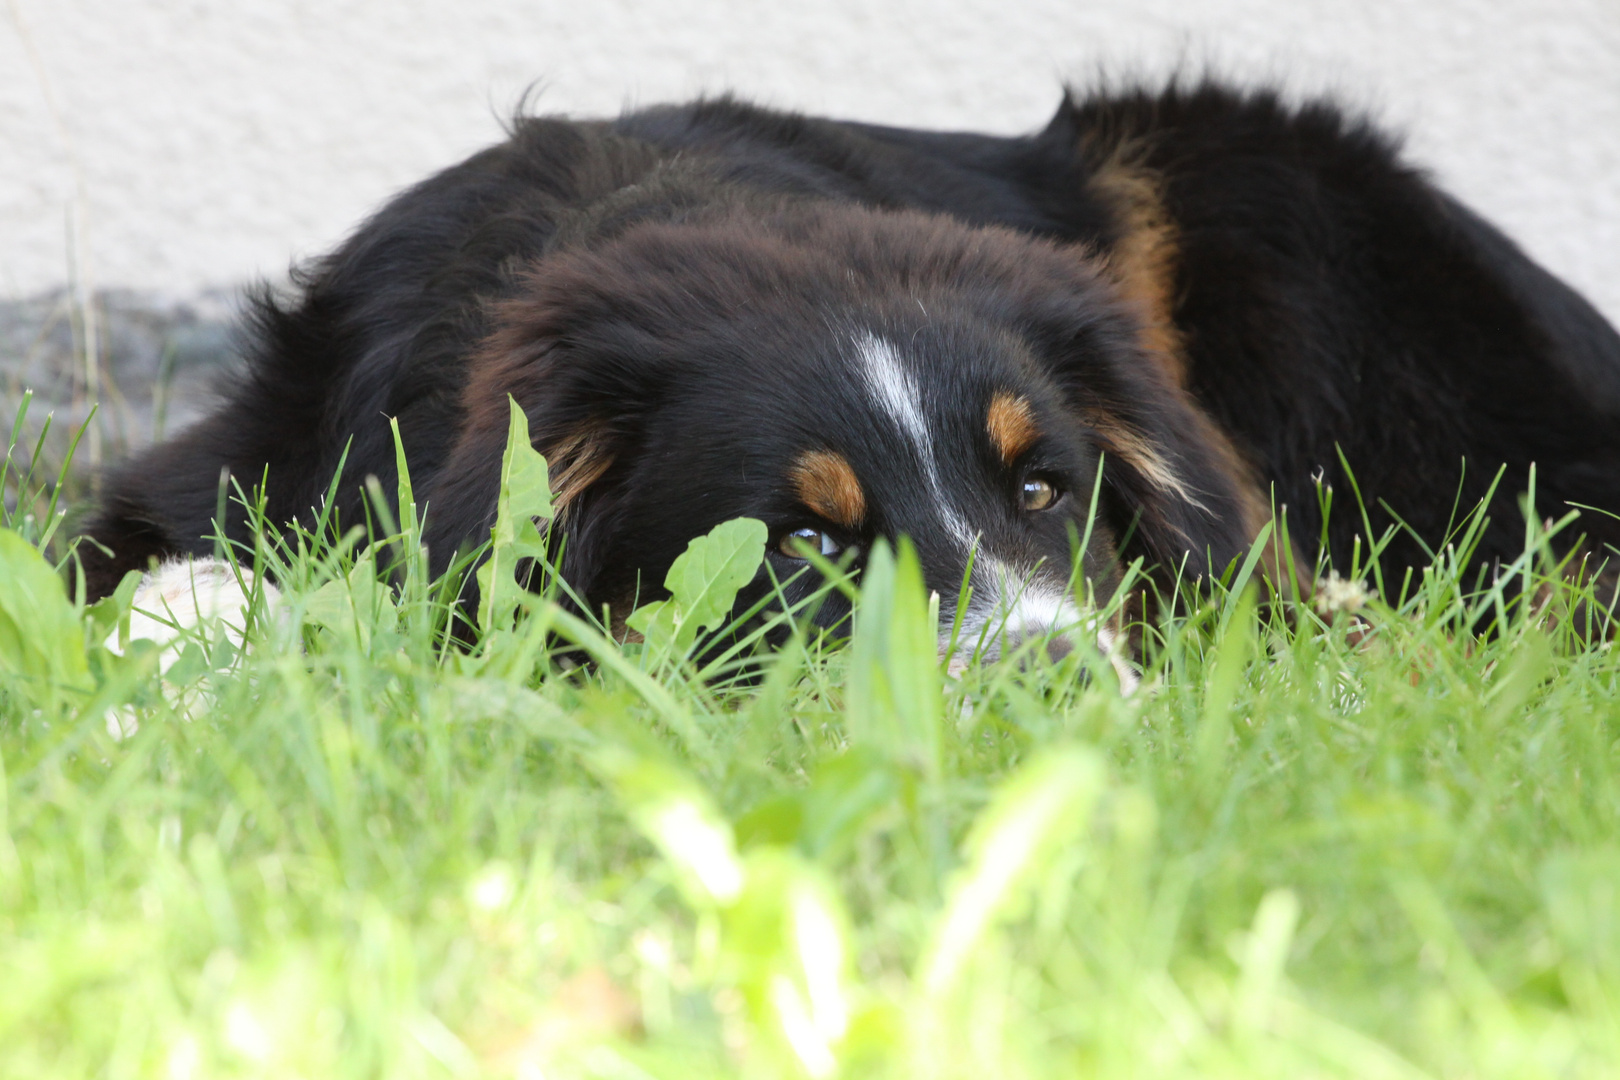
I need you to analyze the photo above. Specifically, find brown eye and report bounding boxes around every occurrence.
[779,528,844,559]
[1021,476,1060,512]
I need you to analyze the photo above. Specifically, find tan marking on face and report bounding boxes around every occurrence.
[544,422,616,519]
[790,450,866,529]
[986,391,1041,465]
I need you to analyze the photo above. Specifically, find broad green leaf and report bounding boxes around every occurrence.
[624,597,679,655]
[304,551,397,651]
[84,568,146,650]
[661,516,768,641]
[845,537,941,780]
[488,400,554,549]
[627,517,768,655]
[304,578,357,647]
[0,528,92,701]
[477,397,555,632]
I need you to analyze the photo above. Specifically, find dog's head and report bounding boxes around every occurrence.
[425,203,1269,658]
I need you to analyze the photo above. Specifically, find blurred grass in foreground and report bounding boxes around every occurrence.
[2,396,1619,1079]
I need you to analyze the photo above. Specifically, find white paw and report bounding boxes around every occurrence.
[103,557,281,738]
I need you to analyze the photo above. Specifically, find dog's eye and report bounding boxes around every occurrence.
[778,528,843,559]
[1021,475,1061,512]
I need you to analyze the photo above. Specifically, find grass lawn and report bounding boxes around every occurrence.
[3,397,1619,1078]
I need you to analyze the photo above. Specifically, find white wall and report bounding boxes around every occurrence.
[4,0,1619,321]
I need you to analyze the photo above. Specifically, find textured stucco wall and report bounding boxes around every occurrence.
[4,0,1619,320]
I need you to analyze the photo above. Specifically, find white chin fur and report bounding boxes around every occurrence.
[104,557,280,739]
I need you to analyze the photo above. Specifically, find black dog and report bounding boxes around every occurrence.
[80,80,1620,653]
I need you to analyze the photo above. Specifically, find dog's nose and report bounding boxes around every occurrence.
[956,622,1074,669]
[965,621,1139,693]
[1003,626,1073,665]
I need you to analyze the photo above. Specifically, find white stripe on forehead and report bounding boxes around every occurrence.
[855,332,931,448]
[851,333,1133,689]
[852,331,976,548]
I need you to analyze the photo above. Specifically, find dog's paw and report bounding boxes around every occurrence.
[103,557,280,738]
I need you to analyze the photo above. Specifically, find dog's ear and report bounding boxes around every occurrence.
[423,223,756,623]
[420,322,657,628]
[1084,381,1275,587]
[1020,278,1290,594]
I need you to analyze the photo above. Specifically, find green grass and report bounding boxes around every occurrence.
[3,395,1619,1079]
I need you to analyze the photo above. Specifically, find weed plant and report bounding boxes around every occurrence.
[2,395,1619,1079]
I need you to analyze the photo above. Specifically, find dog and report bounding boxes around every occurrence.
[78,79,1620,658]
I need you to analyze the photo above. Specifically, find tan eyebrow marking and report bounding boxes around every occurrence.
[986,391,1041,465]
[789,450,866,529]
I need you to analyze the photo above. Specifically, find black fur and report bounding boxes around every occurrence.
[80,81,1620,638]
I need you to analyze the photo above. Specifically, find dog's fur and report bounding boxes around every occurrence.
[79,81,1620,653]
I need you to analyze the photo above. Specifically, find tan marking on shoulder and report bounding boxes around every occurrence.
[790,450,866,529]
[544,422,616,519]
[1087,148,1189,387]
[986,391,1041,465]
[609,593,646,645]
